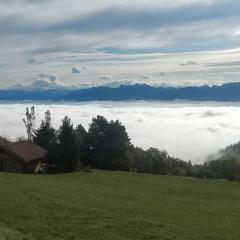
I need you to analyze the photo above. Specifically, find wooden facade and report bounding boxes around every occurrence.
[0,141,46,174]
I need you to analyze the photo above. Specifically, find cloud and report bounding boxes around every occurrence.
[233,30,240,37]
[207,61,240,67]
[1,1,240,54]
[1,1,240,88]
[1,101,240,163]
[99,76,113,81]
[72,67,81,74]
[103,80,136,88]
[205,127,219,133]
[13,73,79,90]
[201,111,226,118]
[180,61,198,66]
[2,47,240,90]
[218,122,240,130]
[136,118,144,123]
[141,75,152,79]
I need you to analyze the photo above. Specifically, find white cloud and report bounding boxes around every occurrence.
[2,47,240,89]
[1,1,240,88]
[13,73,79,90]
[103,80,136,88]
[1,101,240,163]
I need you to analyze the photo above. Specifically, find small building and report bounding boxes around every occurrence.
[0,141,47,173]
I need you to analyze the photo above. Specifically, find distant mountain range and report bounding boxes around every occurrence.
[1,82,240,101]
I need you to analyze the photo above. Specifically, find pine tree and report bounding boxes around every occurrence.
[33,110,57,172]
[58,116,77,172]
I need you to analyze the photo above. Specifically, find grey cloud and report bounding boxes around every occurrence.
[136,118,144,123]
[206,127,219,133]
[219,123,240,130]
[1,1,240,35]
[141,75,152,79]
[185,113,196,116]
[1,1,240,88]
[99,76,113,81]
[180,61,198,66]
[47,1,240,34]
[219,123,229,128]
[201,111,226,118]
[207,61,240,67]
[81,112,90,118]
[0,0,240,57]
[72,67,81,74]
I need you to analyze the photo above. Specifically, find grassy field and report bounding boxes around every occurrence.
[0,171,240,240]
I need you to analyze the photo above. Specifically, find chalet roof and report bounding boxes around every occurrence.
[0,141,47,163]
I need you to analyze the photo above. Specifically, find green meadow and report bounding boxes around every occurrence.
[0,171,240,240]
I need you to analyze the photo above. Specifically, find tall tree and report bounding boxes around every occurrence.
[58,116,77,172]
[147,148,167,175]
[104,120,132,170]
[133,147,153,173]
[74,124,87,168]
[34,110,56,149]
[86,115,108,169]
[23,106,35,142]
[86,116,132,170]
[33,110,58,172]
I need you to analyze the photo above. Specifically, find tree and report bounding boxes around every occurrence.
[133,147,152,173]
[74,124,87,168]
[34,111,56,149]
[85,115,109,169]
[86,116,132,170]
[23,106,35,142]
[105,120,132,170]
[147,148,167,175]
[204,142,240,180]
[33,110,58,172]
[58,116,77,172]
[0,136,9,145]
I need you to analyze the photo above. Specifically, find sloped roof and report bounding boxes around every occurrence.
[0,141,47,163]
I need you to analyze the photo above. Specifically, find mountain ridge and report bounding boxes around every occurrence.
[1,82,240,101]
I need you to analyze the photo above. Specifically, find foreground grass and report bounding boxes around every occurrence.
[0,171,240,240]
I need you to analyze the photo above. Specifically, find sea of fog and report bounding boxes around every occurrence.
[1,100,240,163]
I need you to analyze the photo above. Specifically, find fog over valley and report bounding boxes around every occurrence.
[1,101,240,163]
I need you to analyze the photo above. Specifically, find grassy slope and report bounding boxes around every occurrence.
[0,171,240,240]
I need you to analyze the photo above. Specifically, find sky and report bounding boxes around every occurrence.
[1,0,240,89]
[1,101,240,163]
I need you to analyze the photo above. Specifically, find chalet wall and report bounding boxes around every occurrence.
[24,160,42,173]
[0,150,43,173]
[0,150,24,173]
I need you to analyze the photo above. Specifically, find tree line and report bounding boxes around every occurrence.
[25,107,191,175]
[23,106,240,180]
[201,143,240,181]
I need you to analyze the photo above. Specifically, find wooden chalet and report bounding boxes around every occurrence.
[0,141,47,173]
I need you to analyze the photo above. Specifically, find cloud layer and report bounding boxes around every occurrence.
[1,101,240,163]
[1,0,240,89]
[13,73,79,90]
